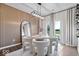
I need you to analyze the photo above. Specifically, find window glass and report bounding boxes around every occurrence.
[55,21,60,37]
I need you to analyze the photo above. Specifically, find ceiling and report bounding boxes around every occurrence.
[5,3,76,17]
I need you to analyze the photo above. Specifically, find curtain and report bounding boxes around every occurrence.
[60,7,78,46]
[54,7,77,46]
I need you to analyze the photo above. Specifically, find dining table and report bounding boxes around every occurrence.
[25,35,58,55]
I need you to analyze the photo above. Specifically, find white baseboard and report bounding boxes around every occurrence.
[65,44,77,47]
[60,42,77,47]
[0,43,21,50]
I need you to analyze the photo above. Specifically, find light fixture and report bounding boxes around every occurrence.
[31,10,44,19]
[31,3,44,19]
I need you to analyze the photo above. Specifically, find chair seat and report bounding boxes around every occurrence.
[25,46,31,49]
[23,42,30,46]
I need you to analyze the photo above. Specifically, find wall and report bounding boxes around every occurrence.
[43,15,54,37]
[0,4,39,47]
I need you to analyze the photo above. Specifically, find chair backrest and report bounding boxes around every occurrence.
[22,21,31,36]
[33,39,50,47]
[20,21,32,43]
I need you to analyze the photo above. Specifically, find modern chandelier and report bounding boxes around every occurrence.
[31,3,44,19]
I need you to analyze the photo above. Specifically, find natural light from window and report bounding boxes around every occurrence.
[55,21,60,29]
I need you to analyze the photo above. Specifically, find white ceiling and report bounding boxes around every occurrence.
[5,3,76,17]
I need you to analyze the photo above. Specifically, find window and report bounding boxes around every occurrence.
[55,21,60,37]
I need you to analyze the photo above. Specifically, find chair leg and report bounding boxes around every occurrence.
[32,47,36,56]
[22,45,26,53]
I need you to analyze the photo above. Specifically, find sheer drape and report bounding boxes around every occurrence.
[67,8,77,46]
[54,7,77,46]
[60,7,77,46]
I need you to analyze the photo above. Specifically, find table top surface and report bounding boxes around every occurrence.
[23,35,58,39]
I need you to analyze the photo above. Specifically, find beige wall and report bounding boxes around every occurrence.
[0,4,39,47]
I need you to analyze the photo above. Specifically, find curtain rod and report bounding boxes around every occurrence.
[53,5,76,14]
[44,5,76,17]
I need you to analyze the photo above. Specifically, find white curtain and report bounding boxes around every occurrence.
[60,7,78,46]
[54,7,77,46]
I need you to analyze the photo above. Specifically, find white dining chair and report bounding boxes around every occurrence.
[32,39,50,56]
[21,21,32,53]
[22,36,32,52]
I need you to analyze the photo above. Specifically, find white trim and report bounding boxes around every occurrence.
[65,44,77,47]
[0,43,21,50]
[60,42,77,47]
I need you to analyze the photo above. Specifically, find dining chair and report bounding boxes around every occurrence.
[47,37,58,56]
[21,21,32,53]
[32,39,50,56]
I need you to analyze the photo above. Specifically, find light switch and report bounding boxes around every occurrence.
[13,39,15,42]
